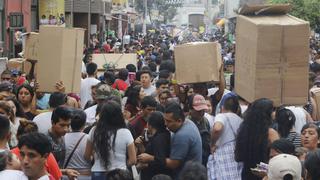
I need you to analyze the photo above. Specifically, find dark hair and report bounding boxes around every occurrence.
[0,114,10,140]
[118,68,129,81]
[94,101,126,169]
[51,106,72,124]
[159,70,171,79]
[126,85,142,108]
[16,84,34,100]
[106,169,133,180]
[270,138,295,155]
[4,96,26,118]
[301,123,320,138]
[17,119,38,138]
[104,71,116,85]
[86,62,98,76]
[165,102,185,122]
[0,150,13,171]
[71,109,86,131]
[126,64,137,73]
[148,62,157,72]
[235,98,274,179]
[275,107,296,138]
[49,92,67,108]
[305,149,320,180]
[148,111,166,131]
[223,96,241,116]
[179,161,207,180]
[139,70,152,79]
[152,174,172,180]
[159,60,175,73]
[141,96,157,109]
[0,101,14,122]
[156,79,169,89]
[18,132,52,156]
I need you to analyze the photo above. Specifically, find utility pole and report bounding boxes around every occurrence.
[142,0,147,35]
[88,0,91,46]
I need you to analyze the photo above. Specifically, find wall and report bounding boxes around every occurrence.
[65,0,103,14]
[6,0,32,31]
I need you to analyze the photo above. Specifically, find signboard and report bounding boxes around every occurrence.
[39,0,65,26]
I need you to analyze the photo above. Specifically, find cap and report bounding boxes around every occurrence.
[95,84,112,100]
[192,94,208,111]
[267,154,301,180]
[11,69,19,76]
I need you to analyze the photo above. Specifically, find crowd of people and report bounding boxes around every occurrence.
[0,28,319,180]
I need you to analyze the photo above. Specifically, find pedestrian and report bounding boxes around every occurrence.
[300,123,320,152]
[16,84,36,120]
[80,62,100,109]
[125,84,145,118]
[139,70,156,96]
[266,154,301,180]
[304,149,320,180]
[0,150,27,179]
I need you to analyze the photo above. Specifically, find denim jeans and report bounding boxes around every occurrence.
[91,172,107,180]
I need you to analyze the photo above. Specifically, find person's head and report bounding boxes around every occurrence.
[156,79,169,94]
[148,111,166,135]
[70,109,86,132]
[94,101,126,169]
[1,70,11,82]
[179,161,207,180]
[0,114,10,143]
[95,83,113,103]
[17,119,38,139]
[159,60,175,74]
[301,123,320,151]
[49,92,67,109]
[158,70,171,80]
[5,96,25,118]
[141,96,157,118]
[118,68,129,81]
[269,139,295,159]
[126,85,145,108]
[106,169,133,180]
[0,101,14,122]
[126,64,137,73]
[139,70,152,88]
[152,174,172,180]
[86,62,98,76]
[0,150,21,171]
[158,90,171,106]
[304,149,320,180]
[189,94,208,121]
[221,94,241,115]
[164,102,185,132]
[275,107,296,138]
[51,106,72,137]
[267,154,301,180]
[104,71,116,85]
[204,97,213,114]
[18,132,51,180]
[16,84,34,106]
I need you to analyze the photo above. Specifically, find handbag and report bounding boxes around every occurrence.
[63,134,86,169]
[131,165,141,180]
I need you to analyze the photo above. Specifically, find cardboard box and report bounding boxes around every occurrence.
[92,53,137,70]
[235,4,309,106]
[7,58,35,73]
[37,26,84,93]
[311,88,320,120]
[174,42,222,84]
[24,33,39,60]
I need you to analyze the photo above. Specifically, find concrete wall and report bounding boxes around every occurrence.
[6,0,32,31]
[65,0,103,14]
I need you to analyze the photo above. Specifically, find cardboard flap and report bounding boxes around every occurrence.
[238,4,292,15]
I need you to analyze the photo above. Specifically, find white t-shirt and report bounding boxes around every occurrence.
[286,106,307,134]
[33,112,53,134]
[84,105,97,125]
[88,127,134,172]
[204,113,215,131]
[143,85,156,96]
[0,170,28,180]
[80,77,100,109]
[64,132,91,170]
[214,112,242,147]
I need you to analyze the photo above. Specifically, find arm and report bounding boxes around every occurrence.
[165,158,181,169]
[268,128,280,143]
[127,142,137,166]
[215,63,226,102]
[211,122,224,146]
[84,139,93,162]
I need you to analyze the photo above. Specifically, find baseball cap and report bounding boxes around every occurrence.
[95,84,112,100]
[267,154,301,180]
[192,94,208,111]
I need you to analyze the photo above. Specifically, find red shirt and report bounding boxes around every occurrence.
[11,147,62,180]
[103,44,111,53]
[112,79,128,91]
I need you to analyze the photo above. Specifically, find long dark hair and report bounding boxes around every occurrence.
[275,107,296,138]
[93,100,126,169]
[235,98,273,179]
[125,85,142,108]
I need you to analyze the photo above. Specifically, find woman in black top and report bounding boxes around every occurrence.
[136,111,172,180]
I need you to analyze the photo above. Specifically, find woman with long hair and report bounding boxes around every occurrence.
[275,107,301,148]
[16,84,36,120]
[125,85,145,118]
[235,98,279,180]
[85,100,136,180]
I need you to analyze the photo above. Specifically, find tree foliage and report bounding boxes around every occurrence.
[269,0,320,29]
[135,0,182,24]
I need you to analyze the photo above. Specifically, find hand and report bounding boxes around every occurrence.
[123,110,131,120]
[65,169,80,180]
[55,81,65,93]
[135,136,144,145]
[137,153,153,163]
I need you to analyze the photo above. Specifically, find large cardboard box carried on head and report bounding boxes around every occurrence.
[24,32,39,60]
[174,42,222,84]
[37,26,84,93]
[235,4,310,106]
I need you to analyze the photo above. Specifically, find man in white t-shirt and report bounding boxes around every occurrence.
[80,62,100,109]
[0,150,28,180]
[139,70,156,96]
[34,92,67,134]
